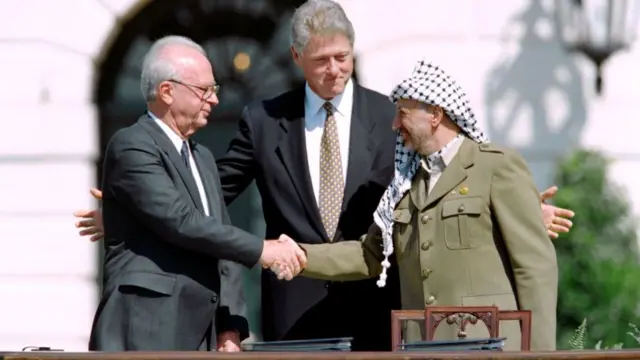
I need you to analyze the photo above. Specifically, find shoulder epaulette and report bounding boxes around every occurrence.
[478,142,504,154]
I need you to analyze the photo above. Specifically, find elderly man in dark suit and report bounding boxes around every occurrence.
[88,35,305,352]
[75,0,574,351]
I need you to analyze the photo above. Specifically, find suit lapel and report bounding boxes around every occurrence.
[423,138,477,209]
[341,84,375,212]
[139,115,205,213]
[191,142,217,216]
[275,88,327,238]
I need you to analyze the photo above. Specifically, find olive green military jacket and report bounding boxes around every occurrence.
[299,138,558,351]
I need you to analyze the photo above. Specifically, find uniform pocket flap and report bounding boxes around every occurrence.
[392,208,412,224]
[117,271,176,296]
[442,197,483,218]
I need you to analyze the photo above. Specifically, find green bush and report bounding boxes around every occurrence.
[552,149,640,349]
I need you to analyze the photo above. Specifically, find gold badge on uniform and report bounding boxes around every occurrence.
[459,186,469,195]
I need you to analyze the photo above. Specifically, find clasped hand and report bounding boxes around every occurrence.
[259,235,306,280]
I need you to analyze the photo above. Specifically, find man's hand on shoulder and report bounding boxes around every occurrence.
[74,188,105,242]
[539,186,575,239]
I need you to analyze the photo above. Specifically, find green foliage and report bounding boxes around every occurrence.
[552,149,640,349]
[594,340,625,350]
[628,323,640,345]
[568,319,635,350]
[569,318,587,349]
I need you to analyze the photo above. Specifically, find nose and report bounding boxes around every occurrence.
[392,115,402,130]
[326,59,339,76]
[206,93,219,106]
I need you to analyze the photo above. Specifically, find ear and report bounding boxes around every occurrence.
[431,106,444,127]
[158,81,174,105]
[291,46,302,67]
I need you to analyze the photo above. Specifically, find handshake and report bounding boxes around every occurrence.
[259,235,307,280]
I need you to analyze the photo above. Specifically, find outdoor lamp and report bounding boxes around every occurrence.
[555,0,639,94]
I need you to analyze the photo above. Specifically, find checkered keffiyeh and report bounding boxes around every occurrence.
[373,60,489,288]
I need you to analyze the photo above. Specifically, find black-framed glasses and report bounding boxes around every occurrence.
[168,79,220,100]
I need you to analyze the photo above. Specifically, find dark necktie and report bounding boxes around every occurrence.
[181,141,190,169]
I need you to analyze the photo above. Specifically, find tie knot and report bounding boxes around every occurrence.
[181,141,189,155]
[323,102,334,117]
[422,152,443,173]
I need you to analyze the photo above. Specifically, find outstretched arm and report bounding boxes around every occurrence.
[296,223,385,281]
[74,186,575,243]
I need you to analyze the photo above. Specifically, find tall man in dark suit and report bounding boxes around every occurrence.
[74,0,574,351]
[215,1,400,350]
[89,35,305,351]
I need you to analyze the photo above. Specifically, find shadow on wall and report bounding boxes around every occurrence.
[484,0,587,189]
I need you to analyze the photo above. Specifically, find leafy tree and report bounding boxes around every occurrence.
[552,149,640,349]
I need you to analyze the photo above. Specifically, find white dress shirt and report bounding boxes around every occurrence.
[420,135,465,195]
[304,80,354,204]
[149,111,210,216]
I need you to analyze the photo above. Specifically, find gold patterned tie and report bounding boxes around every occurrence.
[319,102,344,241]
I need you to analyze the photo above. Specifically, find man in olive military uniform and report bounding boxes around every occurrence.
[280,60,559,351]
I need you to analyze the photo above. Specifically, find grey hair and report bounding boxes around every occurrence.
[140,35,206,102]
[290,0,355,54]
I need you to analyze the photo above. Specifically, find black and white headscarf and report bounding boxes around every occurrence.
[373,60,489,287]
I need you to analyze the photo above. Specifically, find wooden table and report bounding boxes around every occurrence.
[2,351,640,360]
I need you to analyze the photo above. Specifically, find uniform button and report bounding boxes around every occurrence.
[325,283,330,289]
[458,205,465,212]
[211,294,218,303]
[425,295,436,305]
[421,215,429,224]
[421,269,432,279]
[421,241,432,251]
[221,267,228,275]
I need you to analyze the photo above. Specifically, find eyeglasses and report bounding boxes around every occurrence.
[168,79,220,100]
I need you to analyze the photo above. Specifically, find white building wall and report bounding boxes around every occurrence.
[0,0,637,351]
[0,0,138,351]
[342,0,640,212]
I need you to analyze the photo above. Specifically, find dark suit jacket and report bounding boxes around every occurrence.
[216,82,401,351]
[89,114,263,351]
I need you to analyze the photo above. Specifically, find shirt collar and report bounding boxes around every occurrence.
[421,133,465,173]
[148,110,186,154]
[304,78,354,117]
